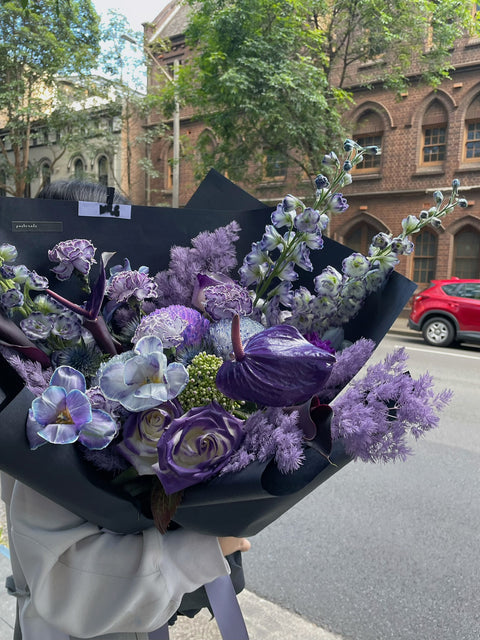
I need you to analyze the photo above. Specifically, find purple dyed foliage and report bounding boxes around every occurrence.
[317,338,376,403]
[331,348,453,463]
[154,222,241,307]
[220,407,304,475]
[0,347,52,396]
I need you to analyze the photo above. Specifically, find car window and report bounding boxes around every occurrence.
[442,283,463,296]
[459,283,480,299]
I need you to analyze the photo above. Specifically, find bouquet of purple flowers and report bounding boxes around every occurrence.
[0,140,461,536]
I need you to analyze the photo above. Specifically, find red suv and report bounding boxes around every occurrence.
[408,278,480,347]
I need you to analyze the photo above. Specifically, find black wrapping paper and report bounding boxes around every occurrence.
[0,173,416,536]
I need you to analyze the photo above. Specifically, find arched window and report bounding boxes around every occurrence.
[41,162,51,187]
[98,156,108,186]
[463,95,480,162]
[412,229,437,285]
[421,100,447,165]
[263,150,287,181]
[353,109,383,172]
[344,221,380,255]
[453,226,480,278]
[74,158,85,180]
[197,130,216,167]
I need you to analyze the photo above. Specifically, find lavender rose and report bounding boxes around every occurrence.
[153,401,244,494]
[117,402,181,475]
[48,239,96,281]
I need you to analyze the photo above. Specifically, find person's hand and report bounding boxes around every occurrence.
[218,536,251,556]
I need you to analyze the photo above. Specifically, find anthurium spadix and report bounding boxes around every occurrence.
[216,315,336,407]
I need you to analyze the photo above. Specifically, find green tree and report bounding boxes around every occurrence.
[98,10,169,204]
[162,0,475,186]
[0,0,101,196]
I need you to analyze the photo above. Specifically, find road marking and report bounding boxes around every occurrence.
[395,344,480,360]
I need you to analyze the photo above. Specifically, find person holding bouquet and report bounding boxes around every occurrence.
[1,180,250,640]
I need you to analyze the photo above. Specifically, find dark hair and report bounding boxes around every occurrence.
[36,180,130,204]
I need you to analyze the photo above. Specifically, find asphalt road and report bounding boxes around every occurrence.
[243,333,480,640]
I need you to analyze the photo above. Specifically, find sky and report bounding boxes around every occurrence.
[92,0,171,33]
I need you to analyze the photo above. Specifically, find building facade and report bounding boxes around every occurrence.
[146,1,480,290]
[0,78,148,205]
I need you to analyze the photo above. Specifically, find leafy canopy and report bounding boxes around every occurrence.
[0,0,101,196]
[166,0,476,184]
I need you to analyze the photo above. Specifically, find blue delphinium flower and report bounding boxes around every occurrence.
[328,193,349,213]
[259,225,284,252]
[295,207,320,233]
[342,253,370,278]
[271,202,296,229]
[27,365,118,450]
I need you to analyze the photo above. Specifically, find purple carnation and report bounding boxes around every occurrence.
[204,283,253,320]
[106,270,158,303]
[48,239,96,281]
[133,305,210,348]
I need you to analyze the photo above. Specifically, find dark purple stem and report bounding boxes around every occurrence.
[46,289,93,319]
[83,316,120,356]
[231,315,245,361]
[0,315,51,367]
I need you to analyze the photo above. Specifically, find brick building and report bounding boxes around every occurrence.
[145,1,480,289]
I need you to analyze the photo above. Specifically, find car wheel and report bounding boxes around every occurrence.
[422,317,455,347]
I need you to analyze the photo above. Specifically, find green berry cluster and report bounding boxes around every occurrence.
[179,351,241,413]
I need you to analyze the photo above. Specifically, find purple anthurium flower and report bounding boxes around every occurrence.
[216,316,335,407]
[99,335,189,412]
[27,365,118,450]
[153,401,244,495]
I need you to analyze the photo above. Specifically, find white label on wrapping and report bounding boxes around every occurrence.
[78,201,132,220]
